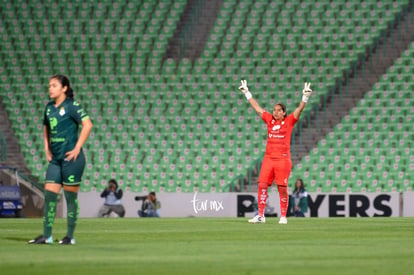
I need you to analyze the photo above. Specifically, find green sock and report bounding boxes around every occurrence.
[43,190,58,238]
[64,190,79,239]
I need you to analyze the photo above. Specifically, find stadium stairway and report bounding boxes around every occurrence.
[1,0,412,193]
[165,0,223,60]
[246,1,414,191]
[0,97,45,217]
[0,97,31,176]
[291,0,414,164]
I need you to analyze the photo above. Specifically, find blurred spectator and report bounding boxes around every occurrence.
[289,178,308,217]
[98,179,125,217]
[137,192,161,217]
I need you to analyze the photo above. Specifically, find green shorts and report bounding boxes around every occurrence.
[45,151,86,185]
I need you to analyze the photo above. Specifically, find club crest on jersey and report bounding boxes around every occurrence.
[59,107,65,116]
[49,117,58,130]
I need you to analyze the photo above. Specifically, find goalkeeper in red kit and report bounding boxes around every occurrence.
[239,80,312,224]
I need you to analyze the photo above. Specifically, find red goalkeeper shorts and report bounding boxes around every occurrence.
[258,156,292,186]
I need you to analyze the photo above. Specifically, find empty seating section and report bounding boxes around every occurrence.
[1,0,188,192]
[205,0,408,111]
[293,42,414,192]
[0,0,410,192]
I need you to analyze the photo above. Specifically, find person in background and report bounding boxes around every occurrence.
[98,179,125,217]
[289,178,308,217]
[138,192,161,217]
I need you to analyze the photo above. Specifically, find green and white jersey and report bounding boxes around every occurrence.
[43,98,89,160]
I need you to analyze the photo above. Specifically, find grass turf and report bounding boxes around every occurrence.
[0,218,413,274]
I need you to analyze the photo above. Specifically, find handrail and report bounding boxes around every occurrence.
[0,129,6,163]
[17,171,44,191]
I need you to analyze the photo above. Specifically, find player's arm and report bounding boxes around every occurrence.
[114,188,123,199]
[293,82,312,120]
[43,126,52,162]
[65,118,93,161]
[238,80,265,116]
[101,188,109,198]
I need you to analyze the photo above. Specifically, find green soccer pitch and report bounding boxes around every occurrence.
[0,218,413,275]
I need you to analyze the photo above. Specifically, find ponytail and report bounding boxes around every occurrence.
[66,86,74,99]
[50,74,75,99]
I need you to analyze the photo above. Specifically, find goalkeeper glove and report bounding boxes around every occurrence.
[302,82,312,103]
[239,80,252,100]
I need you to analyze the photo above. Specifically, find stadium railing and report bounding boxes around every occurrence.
[0,130,6,163]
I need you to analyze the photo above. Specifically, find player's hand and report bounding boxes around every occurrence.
[45,147,52,162]
[238,80,249,94]
[302,82,312,102]
[302,82,312,97]
[65,146,81,162]
[239,80,252,100]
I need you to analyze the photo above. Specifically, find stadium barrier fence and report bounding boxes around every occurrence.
[67,191,412,218]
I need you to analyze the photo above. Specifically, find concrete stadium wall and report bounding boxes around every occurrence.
[61,191,414,218]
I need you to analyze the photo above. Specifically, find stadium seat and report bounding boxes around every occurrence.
[0,0,410,193]
[293,41,414,192]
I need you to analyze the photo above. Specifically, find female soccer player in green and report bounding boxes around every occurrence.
[29,75,92,245]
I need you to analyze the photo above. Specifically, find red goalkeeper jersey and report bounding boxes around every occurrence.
[261,111,298,160]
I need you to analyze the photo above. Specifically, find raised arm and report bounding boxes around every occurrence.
[239,80,265,116]
[293,82,312,120]
[114,188,123,200]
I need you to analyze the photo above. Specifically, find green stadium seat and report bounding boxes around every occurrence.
[294,38,413,192]
[1,0,411,193]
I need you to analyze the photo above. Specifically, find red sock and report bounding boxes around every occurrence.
[278,185,289,218]
[257,183,268,217]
